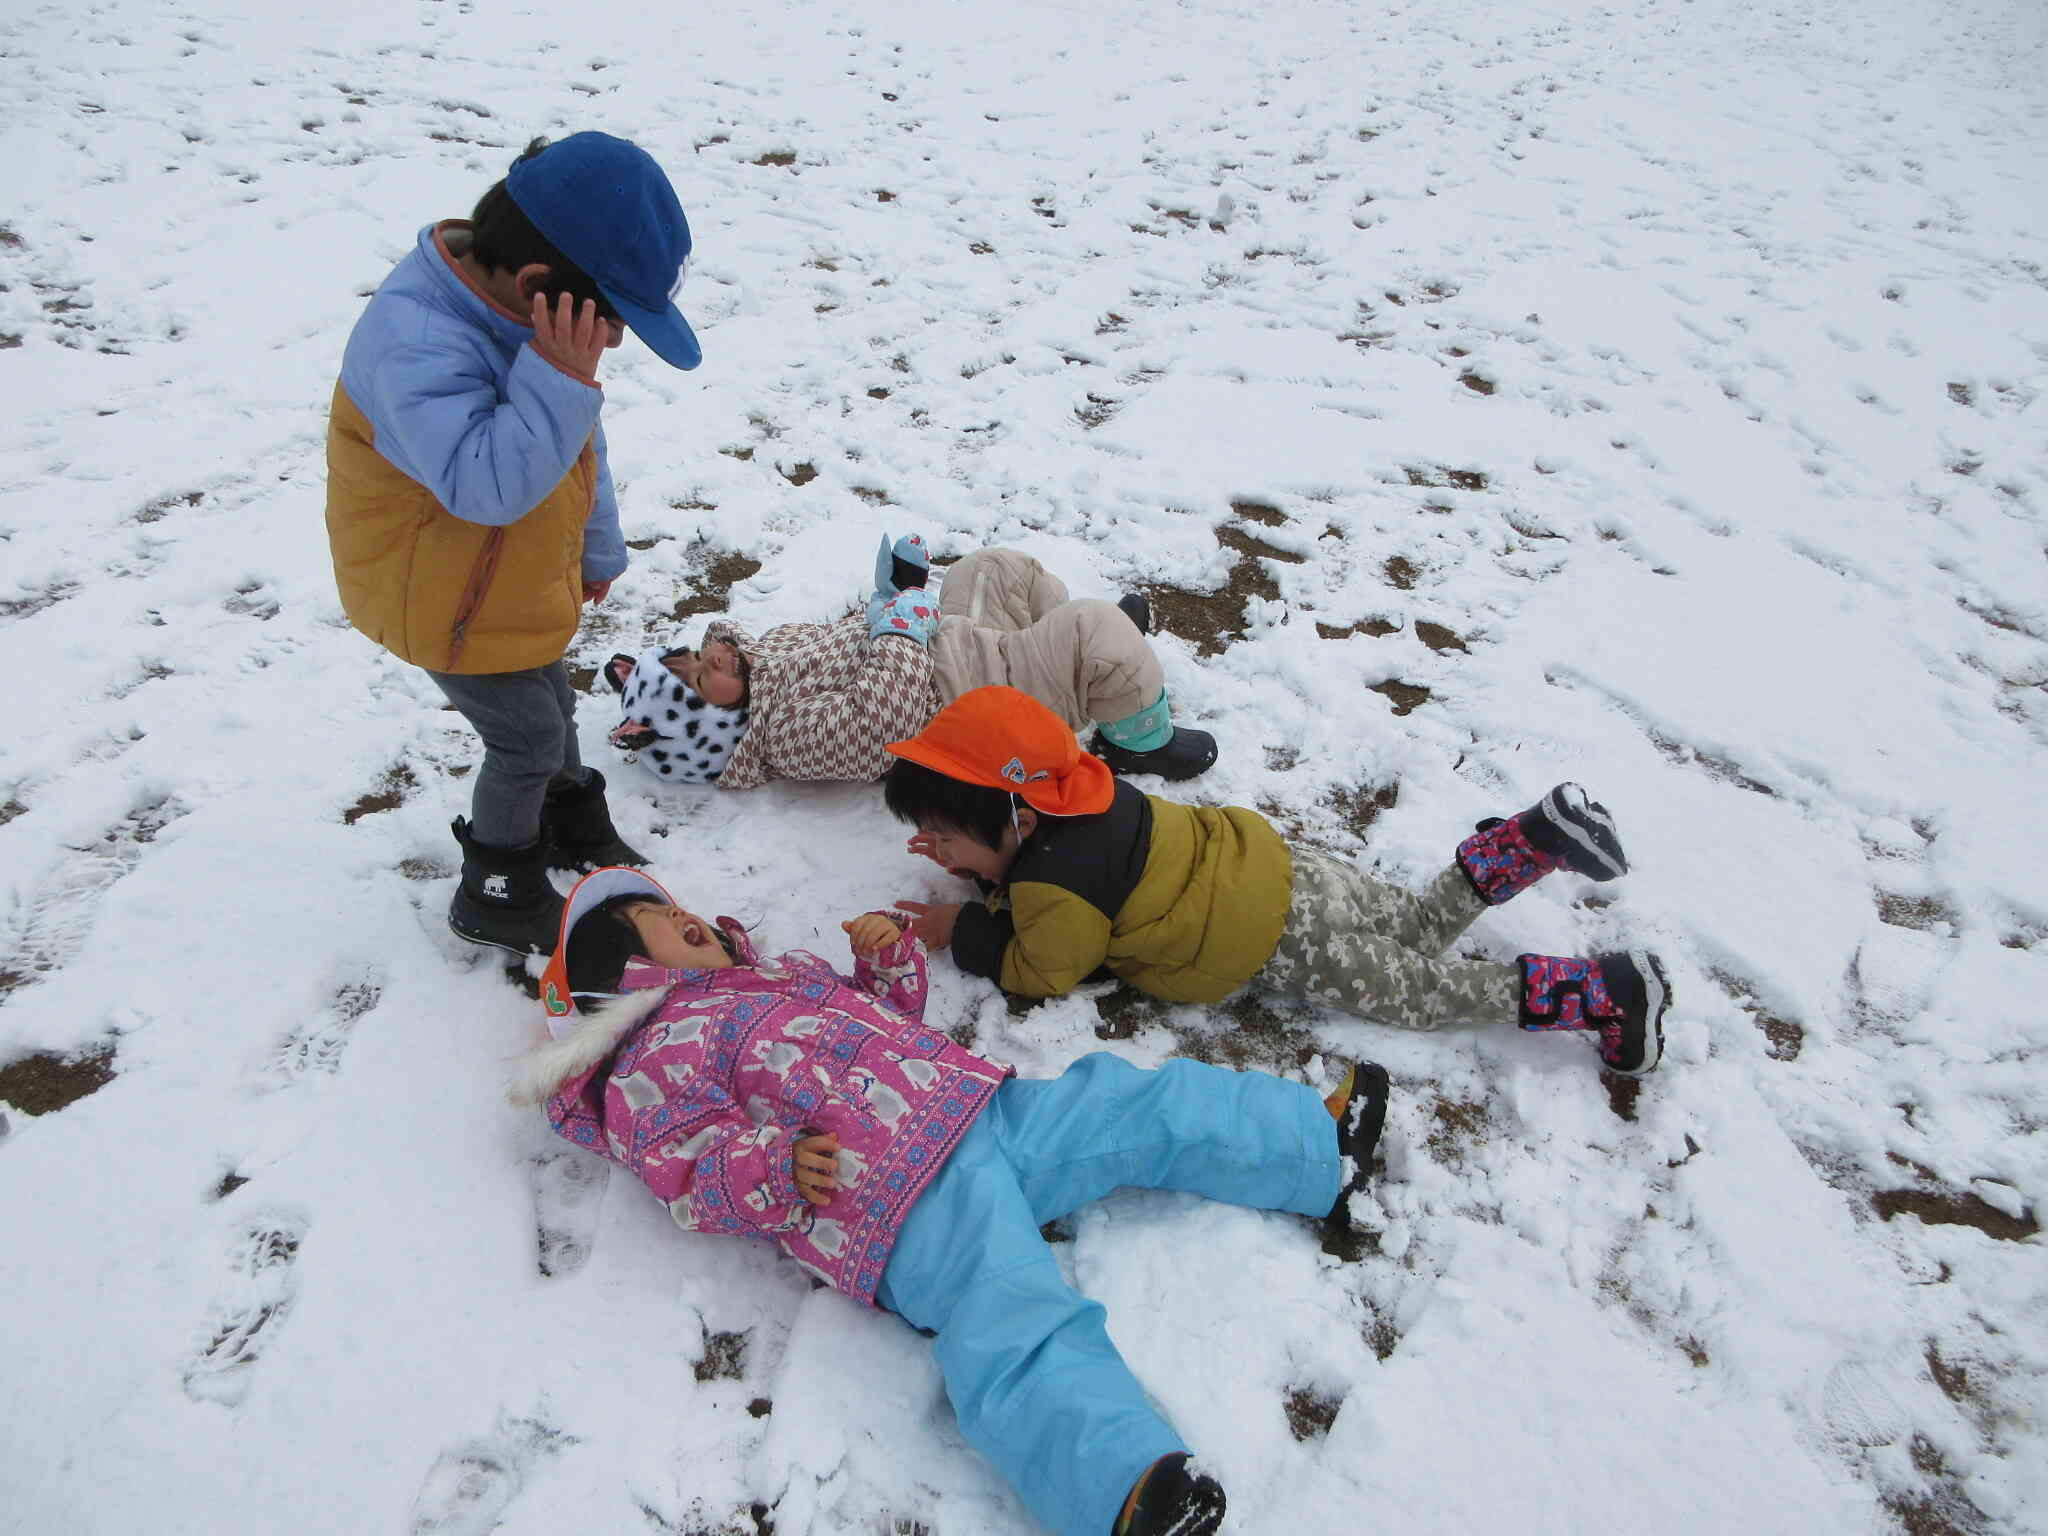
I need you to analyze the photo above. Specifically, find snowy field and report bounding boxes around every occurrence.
[2,0,2045,1531]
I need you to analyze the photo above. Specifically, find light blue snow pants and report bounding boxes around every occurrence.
[875,1053,1340,1536]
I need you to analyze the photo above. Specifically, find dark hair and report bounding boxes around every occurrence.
[469,136,618,320]
[882,758,1016,850]
[565,893,655,995]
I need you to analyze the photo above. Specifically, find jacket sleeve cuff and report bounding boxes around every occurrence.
[766,1137,804,1210]
[526,341,602,391]
[951,903,1014,982]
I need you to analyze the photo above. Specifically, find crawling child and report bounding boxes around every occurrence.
[513,867,1389,1536]
[882,686,1673,1075]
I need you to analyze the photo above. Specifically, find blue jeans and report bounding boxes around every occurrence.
[876,1054,1339,1536]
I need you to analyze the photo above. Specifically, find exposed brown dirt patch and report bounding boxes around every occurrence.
[1876,893,1957,932]
[1426,1095,1489,1163]
[1872,1187,2037,1241]
[670,550,764,624]
[1326,781,1398,841]
[1606,1072,1641,1122]
[344,763,418,825]
[1283,1386,1344,1441]
[1368,680,1430,716]
[694,1329,749,1382]
[0,1043,117,1115]
[1316,617,1401,640]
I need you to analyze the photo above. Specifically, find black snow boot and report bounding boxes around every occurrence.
[1117,593,1153,635]
[448,817,565,956]
[1091,727,1219,781]
[1116,1453,1227,1536]
[1324,1061,1391,1242]
[541,769,649,873]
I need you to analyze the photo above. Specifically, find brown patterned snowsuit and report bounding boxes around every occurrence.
[713,549,1158,790]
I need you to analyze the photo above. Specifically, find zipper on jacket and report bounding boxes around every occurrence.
[447,526,506,670]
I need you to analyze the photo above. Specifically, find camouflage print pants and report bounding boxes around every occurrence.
[1258,848,1519,1031]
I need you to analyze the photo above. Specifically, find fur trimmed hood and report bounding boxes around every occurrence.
[507,985,667,1106]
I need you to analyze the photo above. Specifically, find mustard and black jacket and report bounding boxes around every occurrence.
[951,780,1294,1004]
[325,222,625,675]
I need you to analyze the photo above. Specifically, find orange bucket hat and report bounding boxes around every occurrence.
[885,685,1114,817]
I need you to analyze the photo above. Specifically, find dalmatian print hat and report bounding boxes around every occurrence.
[609,645,751,783]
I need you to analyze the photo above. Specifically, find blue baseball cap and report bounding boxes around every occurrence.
[507,133,702,371]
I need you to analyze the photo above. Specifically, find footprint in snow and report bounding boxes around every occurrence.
[254,975,381,1090]
[408,1413,575,1536]
[181,1211,309,1406]
[531,1144,609,1278]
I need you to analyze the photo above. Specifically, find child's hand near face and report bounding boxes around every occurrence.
[530,291,615,378]
[907,832,977,881]
[793,1132,840,1206]
[895,900,960,950]
[842,913,903,955]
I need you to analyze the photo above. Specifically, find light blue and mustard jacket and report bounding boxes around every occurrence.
[325,221,626,673]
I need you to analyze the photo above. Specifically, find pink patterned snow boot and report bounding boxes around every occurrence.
[1457,782,1628,905]
[1518,950,1669,1076]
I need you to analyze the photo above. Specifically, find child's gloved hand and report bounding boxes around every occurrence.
[870,587,937,646]
[793,1132,840,1206]
[842,913,904,955]
[866,532,932,628]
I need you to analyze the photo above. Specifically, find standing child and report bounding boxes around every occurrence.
[882,687,1672,1075]
[326,132,703,955]
[513,867,1391,1536]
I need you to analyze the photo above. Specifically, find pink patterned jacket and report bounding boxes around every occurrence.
[543,921,1010,1307]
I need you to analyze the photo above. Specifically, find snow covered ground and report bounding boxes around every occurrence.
[2,0,2045,1530]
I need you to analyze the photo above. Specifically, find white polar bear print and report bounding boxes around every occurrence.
[808,1217,848,1257]
[835,1147,870,1188]
[850,1068,910,1129]
[744,1184,772,1213]
[661,1061,698,1087]
[671,1125,720,1160]
[898,1058,939,1092]
[745,1095,774,1126]
[781,1014,826,1038]
[750,1039,803,1079]
[664,1012,707,1045]
[617,1071,665,1111]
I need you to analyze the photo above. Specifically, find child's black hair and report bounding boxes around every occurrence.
[469,136,619,321]
[882,758,1016,850]
[565,893,654,995]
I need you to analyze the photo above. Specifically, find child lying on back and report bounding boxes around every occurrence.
[513,867,1389,1536]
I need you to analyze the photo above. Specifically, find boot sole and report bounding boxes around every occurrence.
[1094,729,1218,781]
[1339,1062,1392,1165]
[1603,950,1668,1075]
[446,912,550,956]
[1539,783,1628,880]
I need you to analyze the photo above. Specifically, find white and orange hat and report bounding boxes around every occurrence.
[538,866,680,1035]
[884,685,1113,818]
